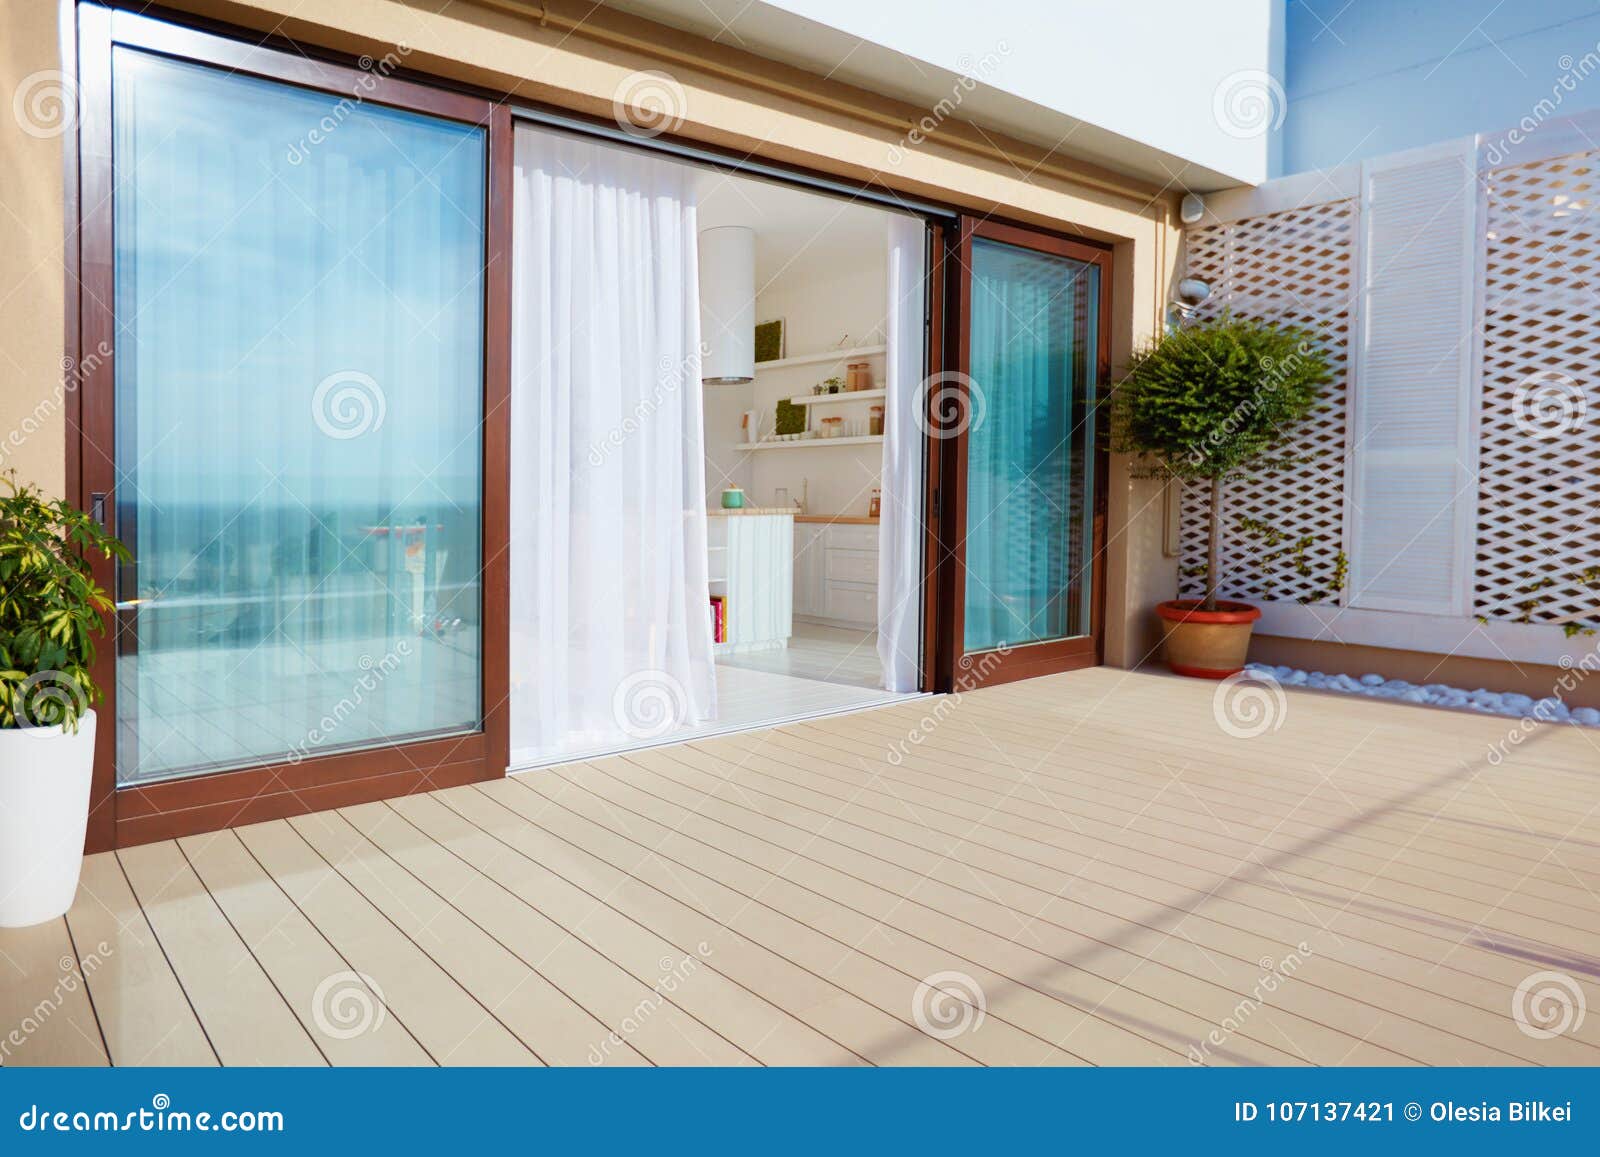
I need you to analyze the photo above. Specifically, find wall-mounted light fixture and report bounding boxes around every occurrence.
[1166,276,1212,330]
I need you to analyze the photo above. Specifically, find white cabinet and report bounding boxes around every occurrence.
[792,523,826,618]
[823,582,877,626]
[825,547,877,585]
[794,522,878,629]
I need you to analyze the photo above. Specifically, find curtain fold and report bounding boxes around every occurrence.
[963,246,1070,651]
[509,126,716,764]
[877,215,927,692]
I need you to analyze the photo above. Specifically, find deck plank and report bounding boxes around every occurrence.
[808,698,1600,885]
[117,840,324,1065]
[670,734,1575,1064]
[789,703,1600,965]
[469,776,971,1066]
[866,690,1600,878]
[65,852,216,1065]
[233,820,535,1066]
[44,667,1600,1067]
[177,830,432,1066]
[394,789,859,1065]
[288,808,648,1066]
[341,799,753,1066]
[769,729,1594,993]
[619,743,1420,1065]
[742,720,1600,1017]
[553,757,1313,1066]
[502,772,1064,1065]
[0,918,108,1066]
[516,766,1184,1065]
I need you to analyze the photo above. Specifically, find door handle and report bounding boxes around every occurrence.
[90,491,108,529]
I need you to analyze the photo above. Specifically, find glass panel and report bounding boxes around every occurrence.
[963,236,1099,653]
[112,50,486,785]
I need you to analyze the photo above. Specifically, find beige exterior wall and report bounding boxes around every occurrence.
[0,0,69,498]
[4,0,1180,665]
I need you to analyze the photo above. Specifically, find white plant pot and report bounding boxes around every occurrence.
[0,711,96,928]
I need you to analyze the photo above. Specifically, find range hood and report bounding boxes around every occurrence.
[699,226,755,384]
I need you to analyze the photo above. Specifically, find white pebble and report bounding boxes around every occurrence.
[1248,665,1600,728]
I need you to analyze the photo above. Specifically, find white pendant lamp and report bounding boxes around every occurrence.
[699,226,755,384]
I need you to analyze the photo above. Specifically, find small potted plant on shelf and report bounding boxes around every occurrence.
[1108,315,1333,678]
[0,474,127,927]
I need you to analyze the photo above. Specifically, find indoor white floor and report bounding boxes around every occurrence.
[716,622,886,689]
[509,625,916,771]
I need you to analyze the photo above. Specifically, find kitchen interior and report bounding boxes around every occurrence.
[696,171,920,733]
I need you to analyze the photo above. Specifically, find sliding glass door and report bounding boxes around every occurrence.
[942,218,1109,685]
[78,7,510,846]
[111,51,487,784]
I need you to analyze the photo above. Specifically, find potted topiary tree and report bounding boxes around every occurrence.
[1109,315,1334,677]
[0,474,126,927]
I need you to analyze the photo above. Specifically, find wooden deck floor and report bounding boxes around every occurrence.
[4,666,1600,1066]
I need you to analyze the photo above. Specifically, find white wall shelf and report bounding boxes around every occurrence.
[789,387,886,407]
[744,435,884,451]
[754,344,886,371]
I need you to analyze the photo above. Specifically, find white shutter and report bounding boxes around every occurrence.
[1345,139,1481,615]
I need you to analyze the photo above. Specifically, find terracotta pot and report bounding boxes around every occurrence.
[1155,600,1261,679]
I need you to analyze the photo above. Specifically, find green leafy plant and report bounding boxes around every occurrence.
[0,474,128,732]
[1108,315,1334,611]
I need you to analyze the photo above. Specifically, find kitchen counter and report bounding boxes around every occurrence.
[707,506,796,516]
[795,514,878,525]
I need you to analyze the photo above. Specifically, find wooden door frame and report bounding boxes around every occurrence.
[919,221,948,693]
[929,215,1114,692]
[73,4,512,850]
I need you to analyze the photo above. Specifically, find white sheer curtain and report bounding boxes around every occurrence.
[508,125,716,764]
[877,214,927,692]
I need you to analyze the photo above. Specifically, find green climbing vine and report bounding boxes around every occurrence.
[1480,568,1600,637]
[1181,515,1347,607]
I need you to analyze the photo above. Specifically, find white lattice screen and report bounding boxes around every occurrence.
[1178,200,1354,606]
[1178,135,1600,648]
[1476,151,1600,628]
